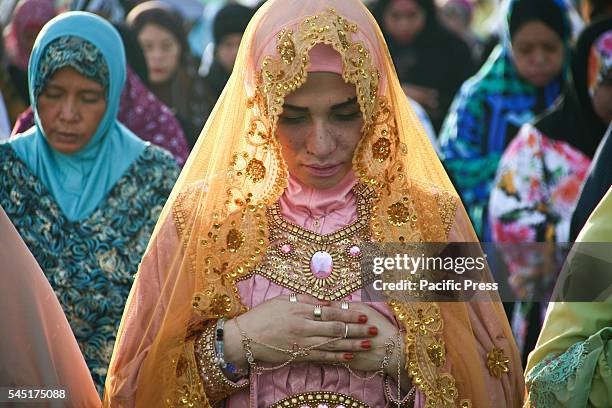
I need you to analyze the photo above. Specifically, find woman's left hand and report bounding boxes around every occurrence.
[320,301,399,373]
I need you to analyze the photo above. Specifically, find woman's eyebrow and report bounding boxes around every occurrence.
[282,103,308,112]
[283,96,358,112]
[331,97,358,110]
[79,88,105,94]
[44,82,63,89]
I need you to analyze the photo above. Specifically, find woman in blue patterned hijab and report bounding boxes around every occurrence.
[0,11,180,393]
[10,11,147,221]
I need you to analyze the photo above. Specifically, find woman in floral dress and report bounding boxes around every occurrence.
[489,19,612,362]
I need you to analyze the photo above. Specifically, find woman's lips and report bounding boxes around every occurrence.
[303,163,343,177]
[55,132,79,142]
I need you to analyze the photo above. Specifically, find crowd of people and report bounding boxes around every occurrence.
[0,0,610,407]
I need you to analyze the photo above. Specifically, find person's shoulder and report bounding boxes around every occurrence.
[0,144,30,196]
[170,179,208,238]
[431,23,472,51]
[127,144,181,190]
[141,144,182,170]
[0,143,17,166]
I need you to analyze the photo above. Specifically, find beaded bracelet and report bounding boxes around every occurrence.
[195,325,248,401]
[214,318,246,375]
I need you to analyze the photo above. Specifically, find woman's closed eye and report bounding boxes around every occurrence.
[279,114,307,125]
[42,87,63,99]
[80,91,105,104]
[332,110,361,122]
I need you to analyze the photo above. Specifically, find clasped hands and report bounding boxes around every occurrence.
[223,294,400,374]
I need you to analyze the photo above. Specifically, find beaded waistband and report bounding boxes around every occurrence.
[269,391,370,408]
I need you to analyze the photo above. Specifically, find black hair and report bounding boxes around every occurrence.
[126,1,189,62]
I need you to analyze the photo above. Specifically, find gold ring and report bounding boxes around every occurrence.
[289,293,297,303]
[313,305,323,320]
[343,323,349,339]
[341,301,349,310]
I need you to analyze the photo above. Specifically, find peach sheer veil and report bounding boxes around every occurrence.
[104,0,522,406]
[0,206,100,407]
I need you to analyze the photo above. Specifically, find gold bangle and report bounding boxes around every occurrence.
[195,325,248,401]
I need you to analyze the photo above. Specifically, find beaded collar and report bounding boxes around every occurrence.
[241,183,376,301]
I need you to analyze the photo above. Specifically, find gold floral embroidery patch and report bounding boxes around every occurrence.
[486,347,510,378]
[426,338,446,367]
[245,158,266,183]
[209,294,232,318]
[226,229,245,252]
[387,201,411,226]
[372,137,391,162]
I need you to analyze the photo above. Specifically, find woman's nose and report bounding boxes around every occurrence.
[532,48,546,65]
[58,99,79,123]
[306,121,336,157]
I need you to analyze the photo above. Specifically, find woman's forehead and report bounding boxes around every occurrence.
[45,67,105,89]
[139,23,177,41]
[283,72,357,106]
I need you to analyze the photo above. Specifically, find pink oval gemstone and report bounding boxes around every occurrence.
[280,243,292,254]
[348,245,361,257]
[310,251,333,279]
[316,405,329,408]
[336,405,346,408]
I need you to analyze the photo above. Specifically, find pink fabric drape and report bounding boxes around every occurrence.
[0,205,100,407]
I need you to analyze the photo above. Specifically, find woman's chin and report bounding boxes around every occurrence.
[48,140,85,155]
[526,74,555,88]
[299,174,349,190]
[150,71,172,84]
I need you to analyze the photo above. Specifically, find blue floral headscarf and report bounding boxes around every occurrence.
[10,12,147,222]
[33,35,110,99]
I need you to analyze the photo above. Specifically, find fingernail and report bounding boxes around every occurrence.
[368,326,378,336]
[361,340,372,349]
[344,352,353,360]
[358,315,368,324]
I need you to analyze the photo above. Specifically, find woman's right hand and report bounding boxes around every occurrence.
[223,294,377,369]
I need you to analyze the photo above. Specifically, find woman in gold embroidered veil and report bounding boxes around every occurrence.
[103,0,523,406]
